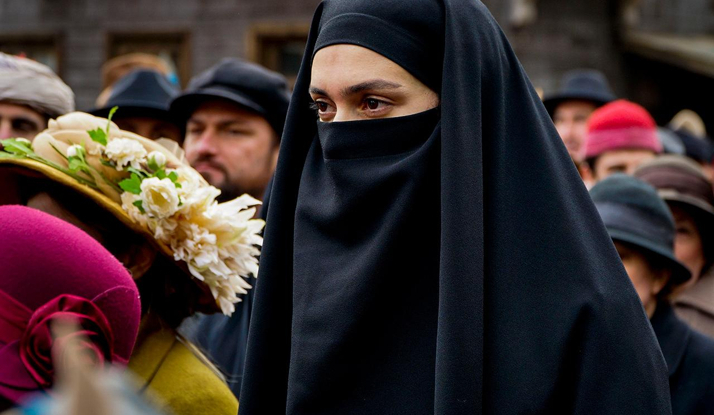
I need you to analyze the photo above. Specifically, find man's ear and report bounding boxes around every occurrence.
[115,242,156,280]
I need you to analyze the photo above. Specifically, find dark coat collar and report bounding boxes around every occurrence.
[651,301,692,377]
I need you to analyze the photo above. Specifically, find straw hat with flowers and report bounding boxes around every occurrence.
[0,109,264,316]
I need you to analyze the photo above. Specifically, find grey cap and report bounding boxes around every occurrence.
[0,52,74,118]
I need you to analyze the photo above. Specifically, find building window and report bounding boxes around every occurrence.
[106,32,190,86]
[0,35,61,75]
[247,23,310,88]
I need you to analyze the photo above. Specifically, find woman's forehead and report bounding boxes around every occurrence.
[311,45,419,92]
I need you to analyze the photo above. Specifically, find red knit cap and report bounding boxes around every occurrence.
[584,99,662,159]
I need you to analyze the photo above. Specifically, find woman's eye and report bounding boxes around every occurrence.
[361,98,392,113]
[310,100,332,114]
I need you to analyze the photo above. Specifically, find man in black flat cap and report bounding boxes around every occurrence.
[170,58,290,203]
[543,69,616,173]
[175,59,290,399]
[91,69,182,143]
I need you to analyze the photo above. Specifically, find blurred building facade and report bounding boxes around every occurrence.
[0,0,712,131]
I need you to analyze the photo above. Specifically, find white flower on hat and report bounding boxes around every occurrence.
[140,177,180,219]
[147,151,167,168]
[105,138,147,171]
[66,144,84,158]
[120,192,148,226]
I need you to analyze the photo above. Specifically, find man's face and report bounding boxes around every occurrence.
[552,100,597,162]
[592,149,656,182]
[0,102,47,140]
[183,100,279,201]
[115,117,182,143]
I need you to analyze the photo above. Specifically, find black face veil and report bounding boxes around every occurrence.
[240,1,671,414]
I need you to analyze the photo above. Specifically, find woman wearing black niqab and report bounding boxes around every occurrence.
[240,0,672,414]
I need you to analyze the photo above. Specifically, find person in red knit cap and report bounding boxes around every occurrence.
[0,205,141,411]
[584,99,662,183]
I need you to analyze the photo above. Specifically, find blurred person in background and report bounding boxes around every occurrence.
[172,58,289,398]
[657,127,686,156]
[635,155,714,338]
[0,206,141,412]
[170,58,290,203]
[584,99,661,183]
[0,112,265,415]
[0,53,74,140]
[591,174,714,415]
[95,53,173,108]
[543,69,616,181]
[91,69,182,143]
[671,128,714,182]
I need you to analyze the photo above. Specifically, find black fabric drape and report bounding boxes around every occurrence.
[239,1,672,414]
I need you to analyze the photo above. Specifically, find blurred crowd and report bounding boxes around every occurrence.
[1,2,714,413]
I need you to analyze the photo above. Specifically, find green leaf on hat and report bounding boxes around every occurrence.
[119,173,142,195]
[0,138,34,156]
[87,128,107,146]
[133,199,146,214]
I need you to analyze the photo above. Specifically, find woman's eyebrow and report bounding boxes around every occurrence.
[309,86,329,96]
[343,79,402,96]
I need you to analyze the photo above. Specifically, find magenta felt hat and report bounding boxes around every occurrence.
[0,206,141,405]
[584,99,662,159]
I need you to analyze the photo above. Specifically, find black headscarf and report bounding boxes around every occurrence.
[240,1,672,414]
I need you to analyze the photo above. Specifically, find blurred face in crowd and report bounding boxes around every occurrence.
[591,149,656,182]
[0,102,47,140]
[614,241,670,317]
[115,117,182,143]
[309,44,439,123]
[183,100,279,201]
[670,204,706,290]
[552,100,597,162]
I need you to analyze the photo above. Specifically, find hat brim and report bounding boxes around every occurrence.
[169,88,266,122]
[543,93,614,116]
[659,190,714,216]
[0,157,221,314]
[91,104,179,126]
[609,228,692,287]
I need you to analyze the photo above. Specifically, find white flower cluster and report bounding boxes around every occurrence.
[105,138,148,171]
[120,166,264,316]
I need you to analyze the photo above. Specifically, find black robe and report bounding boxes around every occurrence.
[652,302,714,415]
[239,0,672,413]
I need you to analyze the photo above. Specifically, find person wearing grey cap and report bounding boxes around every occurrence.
[591,174,714,415]
[0,53,74,140]
[635,155,714,338]
[170,58,290,203]
[91,69,182,143]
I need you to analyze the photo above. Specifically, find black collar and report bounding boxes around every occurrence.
[650,301,691,377]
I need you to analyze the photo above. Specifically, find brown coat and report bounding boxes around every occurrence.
[675,269,714,339]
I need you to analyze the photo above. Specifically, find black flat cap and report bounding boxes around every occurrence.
[170,58,291,137]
